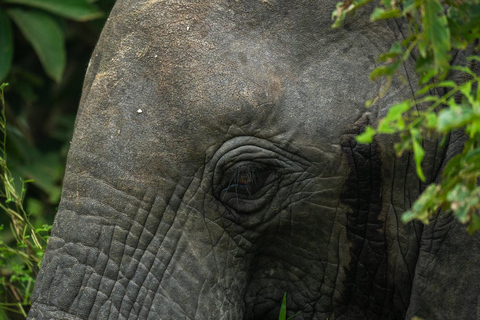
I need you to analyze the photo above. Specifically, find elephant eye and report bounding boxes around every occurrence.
[222,164,263,195]
[217,163,276,213]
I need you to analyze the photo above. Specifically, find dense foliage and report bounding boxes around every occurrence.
[333,0,480,233]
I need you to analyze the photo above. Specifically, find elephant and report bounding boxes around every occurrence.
[27,0,480,319]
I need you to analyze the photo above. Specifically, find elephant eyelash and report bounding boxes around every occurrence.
[222,164,259,195]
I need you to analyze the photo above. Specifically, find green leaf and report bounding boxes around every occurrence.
[415,55,435,83]
[378,119,398,133]
[467,214,480,235]
[7,8,66,82]
[3,0,103,21]
[385,101,411,121]
[421,0,451,75]
[425,112,437,128]
[371,7,402,20]
[378,42,402,62]
[467,55,480,63]
[279,293,287,320]
[451,65,477,78]
[437,106,474,132]
[419,69,436,85]
[447,185,478,223]
[356,126,376,143]
[331,0,374,28]
[402,184,439,223]
[442,153,462,179]
[412,136,426,181]
[370,63,399,81]
[465,147,480,163]
[448,4,480,44]
[0,8,14,82]
[370,66,390,81]
[437,80,457,88]
[459,82,476,106]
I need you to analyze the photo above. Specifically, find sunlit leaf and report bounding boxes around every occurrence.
[7,8,65,82]
[437,106,474,132]
[467,56,480,63]
[412,136,426,181]
[402,184,439,223]
[426,113,437,128]
[0,8,13,82]
[378,119,398,133]
[3,0,103,21]
[436,80,457,88]
[468,119,480,137]
[385,101,411,121]
[356,126,376,143]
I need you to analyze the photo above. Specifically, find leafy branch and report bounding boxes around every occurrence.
[333,0,480,231]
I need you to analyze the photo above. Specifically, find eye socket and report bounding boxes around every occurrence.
[216,162,277,214]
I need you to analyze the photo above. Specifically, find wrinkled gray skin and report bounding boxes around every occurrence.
[28,0,480,319]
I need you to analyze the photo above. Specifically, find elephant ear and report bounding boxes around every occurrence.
[406,49,480,319]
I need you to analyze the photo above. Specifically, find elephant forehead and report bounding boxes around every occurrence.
[174,32,385,145]
[74,0,408,181]
[87,14,390,137]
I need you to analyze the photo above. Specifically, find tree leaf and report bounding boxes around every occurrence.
[467,214,480,235]
[442,153,462,179]
[426,112,437,128]
[451,65,477,78]
[465,147,480,163]
[370,7,402,21]
[437,106,474,132]
[0,8,14,82]
[378,118,398,133]
[467,55,480,63]
[412,136,426,181]
[437,80,457,88]
[3,0,102,21]
[7,8,66,82]
[369,62,399,81]
[356,125,376,143]
[385,101,411,121]
[421,0,451,75]
[378,42,402,61]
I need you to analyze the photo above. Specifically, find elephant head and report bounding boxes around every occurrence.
[28,0,480,319]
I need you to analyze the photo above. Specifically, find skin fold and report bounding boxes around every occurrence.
[28,0,480,319]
